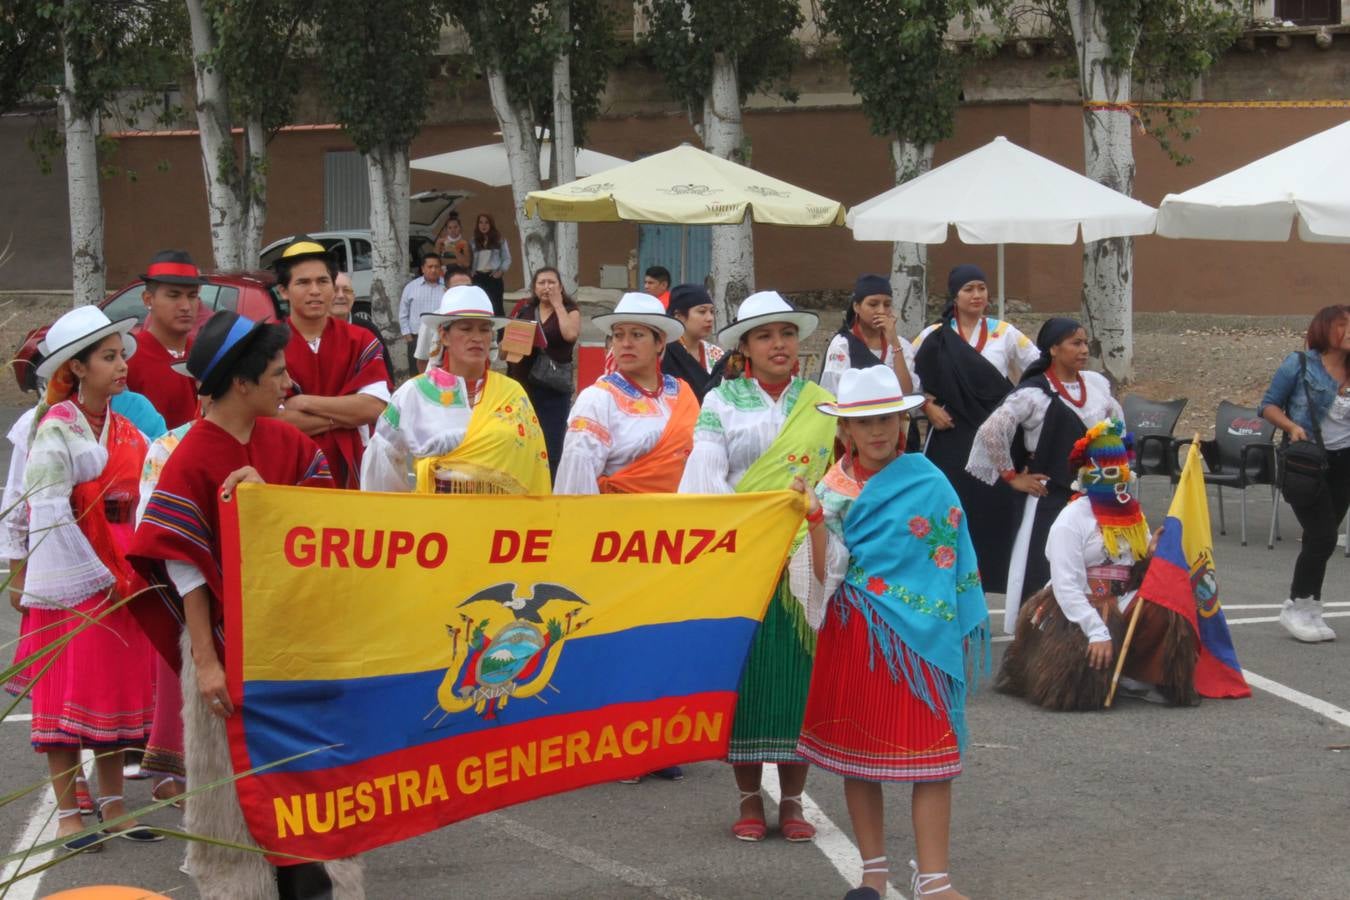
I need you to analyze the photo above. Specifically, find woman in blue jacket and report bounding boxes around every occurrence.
[1259,304,1350,643]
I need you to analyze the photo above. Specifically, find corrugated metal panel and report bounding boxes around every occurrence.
[637,224,711,286]
[324,151,370,230]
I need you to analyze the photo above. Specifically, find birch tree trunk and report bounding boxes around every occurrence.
[551,0,578,293]
[1069,0,1135,385]
[702,52,753,325]
[186,0,244,271]
[61,49,103,306]
[241,115,267,267]
[486,67,552,286]
[889,138,934,338]
[367,143,410,375]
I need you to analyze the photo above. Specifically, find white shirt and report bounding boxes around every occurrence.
[555,373,684,495]
[398,276,445,336]
[679,378,815,494]
[818,332,920,396]
[966,371,1122,484]
[360,366,476,492]
[1045,497,1138,643]
[914,317,1041,382]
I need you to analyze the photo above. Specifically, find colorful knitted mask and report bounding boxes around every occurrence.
[1069,418,1149,560]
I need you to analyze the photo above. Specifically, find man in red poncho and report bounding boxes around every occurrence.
[273,238,391,488]
[125,250,204,428]
[129,310,363,899]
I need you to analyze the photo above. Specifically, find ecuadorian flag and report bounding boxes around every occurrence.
[217,485,803,862]
[1136,441,1251,699]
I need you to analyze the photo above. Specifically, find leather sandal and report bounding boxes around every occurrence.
[73,776,94,815]
[732,789,767,842]
[97,795,164,843]
[152,776,185,810]
[59,808,103,853]
[777,793,817,842]
[842,855,888,899]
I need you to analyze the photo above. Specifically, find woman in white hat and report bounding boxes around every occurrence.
[6,306,162,851]
[555,293,699,496]
[790,365,987,900]
[677,290,835,843]
[360,284,551,495]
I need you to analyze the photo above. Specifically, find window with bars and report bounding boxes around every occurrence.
[1275,0,1341,24]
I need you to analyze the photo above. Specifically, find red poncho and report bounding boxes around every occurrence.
[126,328,199,429]
[284,316,391,488]
[128,417,332,668]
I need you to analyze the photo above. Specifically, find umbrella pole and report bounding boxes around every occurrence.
[997,243,1005,321]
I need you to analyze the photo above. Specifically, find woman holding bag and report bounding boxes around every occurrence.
[507,267,581,482]
[1259,304,1350,643]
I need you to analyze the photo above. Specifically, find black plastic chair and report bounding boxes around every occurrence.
[1171,401,1278,547]
[1122,394,1186,502]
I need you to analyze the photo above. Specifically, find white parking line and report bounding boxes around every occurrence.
[0,792,56,900]
[762,766,907,900]
[3,713,33,723]
[480,812,710,900]
[1244,670,1350,729]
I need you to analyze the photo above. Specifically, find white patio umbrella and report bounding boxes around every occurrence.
[846,136,1158,318]
[411,140,628,187]
[1156,120,1350,242]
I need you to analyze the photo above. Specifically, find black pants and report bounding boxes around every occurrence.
[473,272,506,317]
[1289,446,1350,600]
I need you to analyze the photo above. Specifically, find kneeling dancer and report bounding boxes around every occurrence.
[792,366,987,900]
[997,418,1199,710]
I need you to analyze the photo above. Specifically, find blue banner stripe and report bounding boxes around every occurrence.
[241,617,757,774]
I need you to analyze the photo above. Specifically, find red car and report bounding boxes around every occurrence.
[10,272,282,393]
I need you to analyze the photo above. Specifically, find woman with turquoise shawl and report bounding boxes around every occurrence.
[791,365,988,900]
[678,291,835,845]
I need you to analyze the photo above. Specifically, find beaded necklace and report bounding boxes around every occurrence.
[1047,368,1087,409]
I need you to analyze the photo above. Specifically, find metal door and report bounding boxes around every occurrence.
[324,151,371,230]
[637,224,712,286]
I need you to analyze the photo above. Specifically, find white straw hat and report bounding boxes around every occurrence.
[592,292,684,344]
[421,284,511,330]
[716,290,818,349]
[815,366,924,418]
[36,306,138,379]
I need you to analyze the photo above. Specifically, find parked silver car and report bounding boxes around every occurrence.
[259,189,470,299]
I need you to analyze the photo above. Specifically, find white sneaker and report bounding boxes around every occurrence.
[1309,602,1337,641]
[1280,597,1325,643]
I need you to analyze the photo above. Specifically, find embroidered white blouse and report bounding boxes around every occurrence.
[360,366,476,493]
[819,332,920,397]
[678,378,816,494]
[1045,497,1138,644]
[786,463,859,630]
[914,317,1041,381]
[966,372,1122,485]
[554,373,684,495]
[19,402,116,608]
[0,408,36,562]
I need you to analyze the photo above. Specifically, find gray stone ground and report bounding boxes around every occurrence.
[2,401,1348,900]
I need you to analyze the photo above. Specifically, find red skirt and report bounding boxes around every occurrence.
[797,596,962,782]
[9,593,155,751]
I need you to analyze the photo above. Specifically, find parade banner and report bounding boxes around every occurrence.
[218,485,804,862]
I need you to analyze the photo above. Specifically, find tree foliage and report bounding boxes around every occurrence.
[642,0,803,117]
[1031,0,1246,162]
[448,0,620,146]
[314,0,443,156]
[202,0,308,136]
[816,0,1004,156]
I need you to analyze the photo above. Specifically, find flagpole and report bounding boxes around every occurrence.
[1104,600,1144,708]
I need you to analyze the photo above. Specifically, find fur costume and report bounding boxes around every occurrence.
[181,631,366,899]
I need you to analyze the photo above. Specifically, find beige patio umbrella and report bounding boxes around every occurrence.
[523,143,846,225]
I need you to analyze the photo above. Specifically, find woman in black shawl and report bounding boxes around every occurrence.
[661,283,726,402]
[912,265,1041,593]
[816,274,918,397]
[966,317,1124,622]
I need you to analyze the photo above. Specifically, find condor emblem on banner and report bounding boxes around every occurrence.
[435,582,589,723]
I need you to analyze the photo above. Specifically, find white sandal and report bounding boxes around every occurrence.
[910,858,958,897]
[843,855,888,899]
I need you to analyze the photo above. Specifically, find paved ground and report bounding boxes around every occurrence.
[2,404,1348,899]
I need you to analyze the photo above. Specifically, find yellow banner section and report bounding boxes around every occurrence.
[230,486,805,683]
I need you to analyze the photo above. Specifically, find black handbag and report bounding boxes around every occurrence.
[1280,352,1329,508]
[528,349,575,394]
